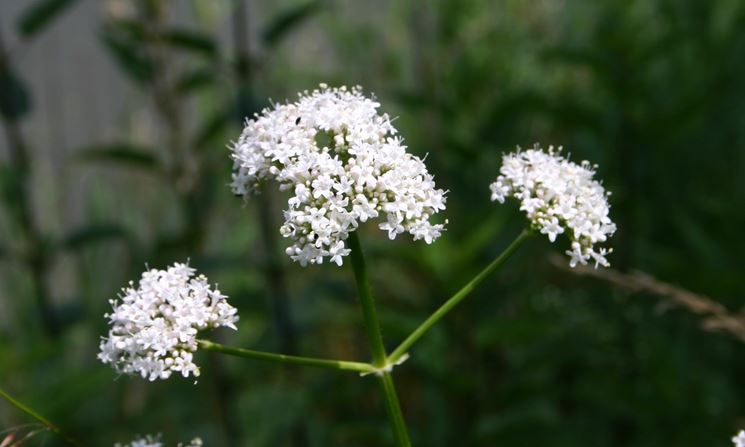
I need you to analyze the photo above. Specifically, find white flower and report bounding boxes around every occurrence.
[98,263,238,381]
[230,84,447,266]
[733,430,745,447]
[115,434,203,447]
[490,144,616,268]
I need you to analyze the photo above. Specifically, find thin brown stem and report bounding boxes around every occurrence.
[550,254,745,343]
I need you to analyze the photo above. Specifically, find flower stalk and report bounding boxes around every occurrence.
[197,339,376,374]
[347,232,412,447]
[387,229,532,365]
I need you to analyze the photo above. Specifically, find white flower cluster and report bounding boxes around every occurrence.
[490,145,616,268]
[734,430,745,447]
[230,84,447,266]
[98,263,238,381]
[115,434,203,447]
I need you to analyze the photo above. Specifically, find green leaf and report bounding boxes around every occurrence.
[61,224,129,251]
[176,68,215,95]
[0,165,25,216]
[76,144,162,171]
[234,86,264,122]
[262,1,323,47]
[161,29,217,57]
[0,69,31,121]
[17,0,78,39]
[100,26,154,85]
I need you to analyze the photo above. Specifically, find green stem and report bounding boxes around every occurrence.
[347,232,387,366]
[347,232,412,447]
[0,387,82,447]
[378,373,410,444]
[387,229,531,364]
[197,339,376,374]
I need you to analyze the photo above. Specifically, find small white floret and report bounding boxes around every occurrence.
[99,263,239,381]
[733,430,745,447]
[115,434,203,447]
[490,144,616,268]
[229,84,447,266]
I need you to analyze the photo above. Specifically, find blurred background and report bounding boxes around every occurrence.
[1,0,745,445]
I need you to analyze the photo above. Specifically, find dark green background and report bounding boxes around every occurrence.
[1,0,744,445]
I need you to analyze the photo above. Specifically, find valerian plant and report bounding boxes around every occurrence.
[93,85,618,446]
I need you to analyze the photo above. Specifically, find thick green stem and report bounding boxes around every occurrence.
[0,387,82,447]
[387,229,531,364]
[197,339,376,374]
[347,232,412,447]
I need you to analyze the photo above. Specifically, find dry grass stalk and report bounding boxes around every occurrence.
[549,254,745,343]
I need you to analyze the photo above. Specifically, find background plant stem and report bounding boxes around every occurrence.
[141,1,236,443]
[231,1,305,443]
[0,23,58,337]
[0,388,82,447]
[347,232,412,447]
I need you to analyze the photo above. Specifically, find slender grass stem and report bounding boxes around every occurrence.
[347,232,412,447]
[0,387,82,447]
[197,339,376,374]
[387,229,531,364]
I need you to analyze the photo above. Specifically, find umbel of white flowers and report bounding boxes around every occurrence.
[98,263,238,381]
[115,434,203,447]
[490,145,616,268]
[733,430,745,447]
[230,84,447,266]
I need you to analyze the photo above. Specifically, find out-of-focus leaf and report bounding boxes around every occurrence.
[76,144,162,171]
[234,86,264,123]
[194,109,232,149]
[0,166,25,216]
[161,29,217,57]
[61,224,129,251]
[176,68,215,94]
[0,69,31,121]
[262,1,323,47]
[105,18,148,42]
[100,26,154,84]
[17,0,78,38]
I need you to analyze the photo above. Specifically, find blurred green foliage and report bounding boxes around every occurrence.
[1,0,745,446]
